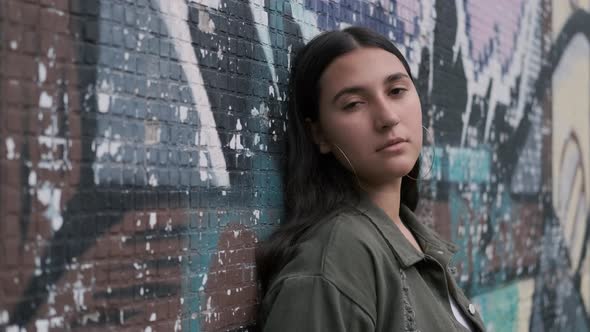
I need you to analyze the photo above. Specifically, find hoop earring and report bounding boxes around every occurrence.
[333,144,368,192]
[405,125,436,181]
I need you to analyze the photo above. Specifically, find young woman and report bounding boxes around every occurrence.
[255,26,486,332]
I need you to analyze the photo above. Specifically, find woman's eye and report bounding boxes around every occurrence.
[389,87,406,95]
[343,101,363,110]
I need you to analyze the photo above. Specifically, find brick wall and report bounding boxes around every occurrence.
[0,0,589,331]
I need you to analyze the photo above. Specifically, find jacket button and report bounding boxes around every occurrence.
[468,303,476,315]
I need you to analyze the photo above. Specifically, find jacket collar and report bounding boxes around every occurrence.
[353,193,458,269]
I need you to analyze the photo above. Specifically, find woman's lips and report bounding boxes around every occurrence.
[376,138,407,152]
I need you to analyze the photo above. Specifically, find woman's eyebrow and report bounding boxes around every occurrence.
[384,72,410,84]
[331,72,410,104]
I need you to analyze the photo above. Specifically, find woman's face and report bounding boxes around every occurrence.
[312,47,423,186]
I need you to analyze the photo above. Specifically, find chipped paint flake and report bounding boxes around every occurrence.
[198,10,216,34]
[229,133,243,150]
[72,280,87,311]
[36,319,49,332]
[5,137,16,160]
[38,62,47,83]
[149,212,157,229]
[179,105,189,122]
[148,173,158,187]
[97,93,110,113]
[37,182,63,231]
[39,91,53,108]
[0,310,8,324]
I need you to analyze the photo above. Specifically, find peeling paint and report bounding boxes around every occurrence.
[97,93,110,113]
[35,319,49,332]
[179,105,189,122]
[148,173,158,187]
[72,280,87,311]
[36,182,63,231]
[198,10,216,34]
[39,91,53,108]
[38,62,47,83]
[6,137,16,160]
[149,212,157,229]
[0,310,8,324]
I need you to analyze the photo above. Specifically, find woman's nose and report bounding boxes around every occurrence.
[373,96,400,130]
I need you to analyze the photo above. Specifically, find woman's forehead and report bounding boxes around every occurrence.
[319,48,408,92]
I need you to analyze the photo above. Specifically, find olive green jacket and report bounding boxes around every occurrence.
[260,195,486,331]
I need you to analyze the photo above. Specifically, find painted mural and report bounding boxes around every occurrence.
[0,0,588,331]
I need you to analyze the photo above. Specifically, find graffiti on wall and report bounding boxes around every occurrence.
[0,0,588,331]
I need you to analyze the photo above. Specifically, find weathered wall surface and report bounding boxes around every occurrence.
[0,0,588,331]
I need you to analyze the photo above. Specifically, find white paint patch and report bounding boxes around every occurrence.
[149,212,157,229]
[73,280,87,310]
[93,140,109,159]
[47,47,56,60]
[51,316,65,328]
[0,310,9,324]
[199,273,208,291]
[236,119,242,131]
[38,62,47,83]
[145,327,152,332]
[97,93,110,113]
[10,40,18,49]
[148,173,158,187]
[37,181,63,231]
[5,137,16,160]
[6,325,20,332]
[198,10,216,34]
[39,91,53,108]
[110,140,122,155]
[287,44,292,70]
[179,105,189,122]
[228,133,243,150]
[36,319,49,332]
[81,312,100,325]
[150,313,157,321]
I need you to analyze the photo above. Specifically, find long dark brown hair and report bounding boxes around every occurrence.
[255,26,421,297]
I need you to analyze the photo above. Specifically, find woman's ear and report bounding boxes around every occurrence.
[305,118,332,154]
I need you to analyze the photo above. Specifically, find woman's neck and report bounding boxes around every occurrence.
[362,179,402,223]
[362,178,423,253]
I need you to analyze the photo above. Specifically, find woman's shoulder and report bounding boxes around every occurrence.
[267,208,397,312]
[276,208,386,272]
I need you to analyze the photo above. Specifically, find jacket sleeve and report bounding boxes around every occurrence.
[262,275,375,332]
